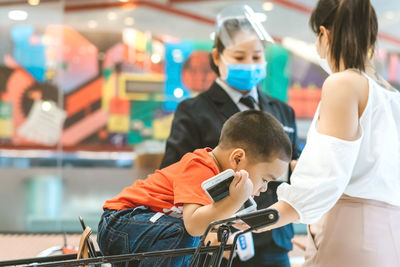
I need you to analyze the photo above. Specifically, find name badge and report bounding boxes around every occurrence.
[235,232,255,261]
[283,125,294,134]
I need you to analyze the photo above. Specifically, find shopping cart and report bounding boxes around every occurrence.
[0,208,279,267]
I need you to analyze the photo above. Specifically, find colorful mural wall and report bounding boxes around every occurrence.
[0,25,216,149]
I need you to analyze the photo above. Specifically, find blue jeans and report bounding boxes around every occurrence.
[97,207,199,267]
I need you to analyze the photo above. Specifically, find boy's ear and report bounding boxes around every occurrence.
[229,148,246,169]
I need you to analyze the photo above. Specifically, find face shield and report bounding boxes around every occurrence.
[215,4,274,49]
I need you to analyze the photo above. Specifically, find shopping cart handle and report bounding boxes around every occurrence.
[235,208,279,230]
[191,208,280,267]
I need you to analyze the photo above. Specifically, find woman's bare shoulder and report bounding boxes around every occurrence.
[318,70,366,140]
[321,70,368,107]
[324,70,367,94]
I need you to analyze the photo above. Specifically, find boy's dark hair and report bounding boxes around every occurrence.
[309,0,378,72]
[219,110,292,162]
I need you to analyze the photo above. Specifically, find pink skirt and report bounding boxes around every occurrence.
[303,194,400,267]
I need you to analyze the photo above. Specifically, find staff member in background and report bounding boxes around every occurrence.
[161,5,300,267]
[257,0,400,266]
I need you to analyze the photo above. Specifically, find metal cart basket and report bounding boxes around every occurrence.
[0,208,279,267]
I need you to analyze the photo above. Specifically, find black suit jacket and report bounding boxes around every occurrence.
[161,81,300,253]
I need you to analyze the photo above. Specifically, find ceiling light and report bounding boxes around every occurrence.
[88,20,98,29]
[107,12,117,21]
[28,0,40,6]
[282,37,318,64]
[124,17,134,26]
[8,10,28,21]
[262,2,274,11]
[119,0,129,2]
[122,28,136,46]
[41,36,51,45]
[173,88,184,98]
[385,11,395,20]
[41,101,52,112]
[255,13,267,22]
[209,32,215,40]
[151,54,161,64]
[172,49,183,63]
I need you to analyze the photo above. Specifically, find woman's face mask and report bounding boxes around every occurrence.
[221,56,267,91]
[316,49,333,75]
[218,38,267,91]
[315,32,333,75]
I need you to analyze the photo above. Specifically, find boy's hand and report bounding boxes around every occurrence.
[205,232,234,260]
[205,232,219,246]
[229,170,253,203]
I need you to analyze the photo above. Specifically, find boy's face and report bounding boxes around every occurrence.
[235,156,288,196]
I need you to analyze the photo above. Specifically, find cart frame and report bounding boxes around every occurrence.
[0,208,279,267]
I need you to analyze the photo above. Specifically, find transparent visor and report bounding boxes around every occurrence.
[215,4,274,49]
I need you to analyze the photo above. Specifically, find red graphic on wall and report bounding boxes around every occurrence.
[181,51,216,93]
[288,88,321,119]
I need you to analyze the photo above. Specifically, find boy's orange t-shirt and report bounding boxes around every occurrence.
[103,148,219,216]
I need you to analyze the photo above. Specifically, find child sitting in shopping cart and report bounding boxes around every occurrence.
[97,110,292,267]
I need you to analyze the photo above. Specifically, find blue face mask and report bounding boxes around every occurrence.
[222,59,267,91]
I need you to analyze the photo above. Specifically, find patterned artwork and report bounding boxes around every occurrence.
[0,25,165,148]
[164,40,216,111]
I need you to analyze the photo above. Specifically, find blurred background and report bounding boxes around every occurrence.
[0,0,399,263]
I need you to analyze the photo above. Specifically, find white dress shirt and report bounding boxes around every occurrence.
[277,73,400,224]
[216,78,260,111]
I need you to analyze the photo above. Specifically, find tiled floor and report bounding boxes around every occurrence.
[0,234,83,261]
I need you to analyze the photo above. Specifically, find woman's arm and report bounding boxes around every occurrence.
[264,71,368,227]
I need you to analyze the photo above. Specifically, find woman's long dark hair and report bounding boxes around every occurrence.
[309,0,378,72]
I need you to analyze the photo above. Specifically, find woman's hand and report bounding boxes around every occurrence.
[290,160,297,172]
[251,226,272,233]
[231,220,251,231]
[291,238,307,251]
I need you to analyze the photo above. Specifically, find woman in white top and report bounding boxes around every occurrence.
[258,0,400,266]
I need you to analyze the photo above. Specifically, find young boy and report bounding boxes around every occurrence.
[97,110,292,267]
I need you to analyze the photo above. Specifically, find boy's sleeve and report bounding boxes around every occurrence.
[173,159,215,207]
